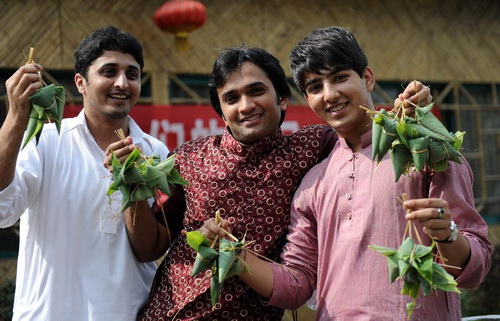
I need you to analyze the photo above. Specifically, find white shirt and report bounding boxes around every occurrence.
[0,111,169,321]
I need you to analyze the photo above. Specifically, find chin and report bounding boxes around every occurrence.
[105,110,129,120]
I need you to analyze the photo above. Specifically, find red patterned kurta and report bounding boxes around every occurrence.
[139,125,336,321]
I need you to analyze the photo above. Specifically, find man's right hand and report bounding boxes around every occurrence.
[5,63,44,124]
[103,137,138,171]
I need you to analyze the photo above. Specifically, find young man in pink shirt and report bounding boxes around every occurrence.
[206,26,492,320]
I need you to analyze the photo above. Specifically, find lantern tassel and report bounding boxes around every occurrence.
[174,32,190,51]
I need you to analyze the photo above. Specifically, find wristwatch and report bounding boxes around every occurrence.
[435,220,459,243]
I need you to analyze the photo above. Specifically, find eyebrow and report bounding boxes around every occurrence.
[304,77,320,89]
[304,68,345,89]
[221,81,266,99]
[98,62,140,71]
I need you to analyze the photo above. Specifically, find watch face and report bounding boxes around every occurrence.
[448,220,458,242]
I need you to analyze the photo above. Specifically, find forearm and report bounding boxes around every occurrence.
[238,251,274,298]
[0,113,27,190]
[124,200,172,262]
[436,233,471,278]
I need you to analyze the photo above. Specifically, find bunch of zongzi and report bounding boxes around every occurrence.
[186,212,253,307]
[22,48,65,149]
[107,148,188,213]
[365,103,465,181]
[369,194,460,319]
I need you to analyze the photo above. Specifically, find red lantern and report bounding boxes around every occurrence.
[153,0,207,51]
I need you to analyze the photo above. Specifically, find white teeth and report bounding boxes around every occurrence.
[110,94,127,99]
[328,103,346,112]
[242,115,260,122]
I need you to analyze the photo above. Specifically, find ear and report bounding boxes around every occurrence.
[279,96,289,111]
[74,73,86,95]
[220,113,228,126]
[363,67,375,92]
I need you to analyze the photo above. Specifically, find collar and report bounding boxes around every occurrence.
[72,110,145,145]
[220,127,285,157]
[338,128,372,150]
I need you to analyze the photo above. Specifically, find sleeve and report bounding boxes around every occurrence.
[430,158,493,289]
[268,178,319,310]
[0,141,43,227]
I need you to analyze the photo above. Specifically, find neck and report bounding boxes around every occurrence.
[84,112,129,151]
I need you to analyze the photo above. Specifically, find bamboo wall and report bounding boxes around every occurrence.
[0,0,499,82]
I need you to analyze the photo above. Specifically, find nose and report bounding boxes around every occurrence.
[239,95,256,113]
[114,72,129,90]
[323,82,340,103]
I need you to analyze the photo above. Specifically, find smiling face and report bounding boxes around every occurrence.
[217,62,287,147]
[75,50,141,122]
[304,67,375,144]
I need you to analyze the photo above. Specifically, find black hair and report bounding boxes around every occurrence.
[290,26,368,94]
[73,26,144,79]
[208,46,291,125]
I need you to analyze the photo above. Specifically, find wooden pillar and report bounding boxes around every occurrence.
[151,70,170,105]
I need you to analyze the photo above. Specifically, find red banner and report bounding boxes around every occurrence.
[64,104,329,150]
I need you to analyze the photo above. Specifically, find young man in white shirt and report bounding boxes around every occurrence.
[0,26,168,321]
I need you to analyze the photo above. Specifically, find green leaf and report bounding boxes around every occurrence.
[452,131,466,150]
[21,116,44,149]
[398,238,415,260]
[368,244,398,257]
[398,260,411,278]
[130,184,153,202]
[401,278,420,300]
[415,103,455,141]
[372,113,383,161]
[408,136,430,171]
[192,246,218,276]
[412,252,434,284]
[431,263,460,293]
[167,169,189,186]
[186,230,209,251]
[417,273,432,296]
[406,301,416,320]
[408,123,452,142]
[377,110,399,162]
[412,243,433,259]
[29,84,56,107]
[145,166,168,188]
[211,268,222,307]
[428,140,462,165]
[386,254,400,283]
[218,238,240,282]
[155,154,176,172]
[389,143,411,182]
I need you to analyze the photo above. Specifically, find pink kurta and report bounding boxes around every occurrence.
[139,125,337,320]
[270,130,492,321]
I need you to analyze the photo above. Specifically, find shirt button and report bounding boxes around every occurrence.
[348,172,354,178]
[345,194,351,200]
[347,213,352,220]
[347,155,353,161]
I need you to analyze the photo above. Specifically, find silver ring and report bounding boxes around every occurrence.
[436,207,445,219]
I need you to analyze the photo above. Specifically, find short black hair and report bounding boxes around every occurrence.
[208,46,291,125]
[290,26,368,94]
[74,26,144,79]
